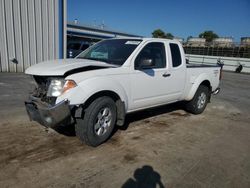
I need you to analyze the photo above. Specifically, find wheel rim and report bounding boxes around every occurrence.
[197,92,206,109]
[94,107,112,136]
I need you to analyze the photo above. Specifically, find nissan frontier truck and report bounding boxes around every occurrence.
[25,38,221,146]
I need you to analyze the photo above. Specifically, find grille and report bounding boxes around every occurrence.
[32,76,57,105]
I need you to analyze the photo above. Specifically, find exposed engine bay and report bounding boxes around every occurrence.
[32,76,64,105]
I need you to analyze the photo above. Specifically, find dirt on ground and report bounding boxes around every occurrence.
[0,72,250,188]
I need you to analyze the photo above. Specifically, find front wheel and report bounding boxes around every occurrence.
[185,85,210,114]
[75,96,117,147]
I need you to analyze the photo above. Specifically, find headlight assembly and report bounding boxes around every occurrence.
[47,79,65,97]
[47,79,77,97]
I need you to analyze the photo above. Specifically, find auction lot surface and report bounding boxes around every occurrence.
[0,72,250,188]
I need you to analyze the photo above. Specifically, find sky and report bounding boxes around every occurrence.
[67,0,250,42]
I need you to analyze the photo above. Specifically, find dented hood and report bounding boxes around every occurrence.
[25,58,116,76]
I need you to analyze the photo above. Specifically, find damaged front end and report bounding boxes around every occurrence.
[25,76,73,128]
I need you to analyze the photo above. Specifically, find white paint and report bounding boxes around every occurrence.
[125,41,141,45]
[25,58,116,76]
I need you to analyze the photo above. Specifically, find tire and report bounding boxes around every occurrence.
[185,85,210,114]
[75,96,117,147]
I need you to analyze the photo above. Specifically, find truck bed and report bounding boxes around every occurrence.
[184,64,221,95]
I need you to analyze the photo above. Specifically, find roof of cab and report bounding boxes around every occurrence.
[109,37,177,42]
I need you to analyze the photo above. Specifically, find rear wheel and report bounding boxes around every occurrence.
[185,85,210,114]
[75,96,117,147]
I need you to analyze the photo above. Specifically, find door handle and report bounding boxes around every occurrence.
[162,73,171,77]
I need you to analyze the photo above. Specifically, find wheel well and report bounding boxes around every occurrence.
[80,90,126,126]
[83,90,121,109]
[200,80,211,92]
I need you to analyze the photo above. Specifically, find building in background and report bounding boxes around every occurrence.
[241,37,250,47]
[186,37,206,47]
[67,22,142,58]
[173,37,184,44]
[1,0,249,72]
[0,0,140,72]
[0,0,67,72]
[212,37,234,47]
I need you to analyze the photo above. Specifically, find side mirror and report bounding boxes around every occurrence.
[140,58,153,68]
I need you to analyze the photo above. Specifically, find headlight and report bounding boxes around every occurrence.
[47,79,77,97]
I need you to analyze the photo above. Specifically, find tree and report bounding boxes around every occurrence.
[199,31,218,42]
[152,29,174,39]
[152,29,166,38]
[165,32,174,39]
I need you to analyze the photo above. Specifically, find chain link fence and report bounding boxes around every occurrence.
[183,43,250,58]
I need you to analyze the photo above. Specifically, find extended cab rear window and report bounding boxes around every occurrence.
[170,43,182,67]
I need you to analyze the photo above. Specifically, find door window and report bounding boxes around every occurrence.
[135,42,166,69]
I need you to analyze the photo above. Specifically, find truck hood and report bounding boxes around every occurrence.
[25,59,116,76]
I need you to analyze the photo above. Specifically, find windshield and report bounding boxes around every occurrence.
[77,39,142,66]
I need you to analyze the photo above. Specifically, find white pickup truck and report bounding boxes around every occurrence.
[25,38,221,146]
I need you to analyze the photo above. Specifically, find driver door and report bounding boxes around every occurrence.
[130,42,176,110]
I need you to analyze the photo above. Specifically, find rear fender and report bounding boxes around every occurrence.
[185,73,211,101]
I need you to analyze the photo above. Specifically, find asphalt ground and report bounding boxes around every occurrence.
[0,71,249,188]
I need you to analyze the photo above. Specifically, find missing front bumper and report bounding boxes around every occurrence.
[25,98,72,128]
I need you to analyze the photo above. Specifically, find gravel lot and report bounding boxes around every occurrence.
[0,71,250,188]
